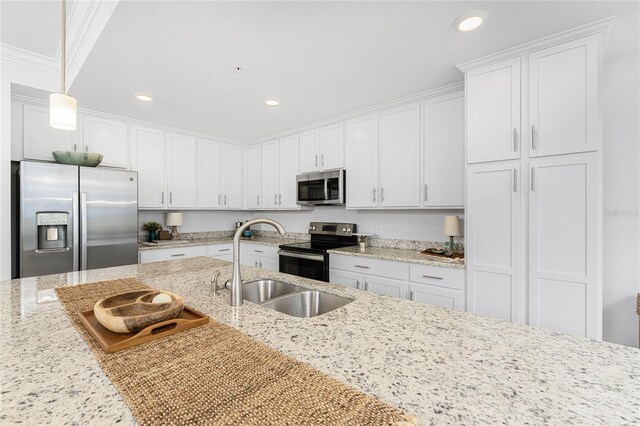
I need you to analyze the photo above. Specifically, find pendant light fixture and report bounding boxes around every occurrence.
[50,0,77,131]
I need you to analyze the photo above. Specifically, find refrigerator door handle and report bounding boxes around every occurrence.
[72,191,80,271]
[80,192,88,270]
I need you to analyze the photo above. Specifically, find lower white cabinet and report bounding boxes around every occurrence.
[329,269,362,290]
[241,243,279,271]
[139,246,207,264]
[409,283,463,311]
[207,243,233,261]
[365,275,407,298]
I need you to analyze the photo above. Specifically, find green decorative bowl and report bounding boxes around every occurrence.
[52,151,103,167]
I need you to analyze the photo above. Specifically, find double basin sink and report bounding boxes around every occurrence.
[242,279,353,318]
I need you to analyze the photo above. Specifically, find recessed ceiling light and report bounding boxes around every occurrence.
[135,93,153,102]
[453,11,488,32]
[265,99,279,106]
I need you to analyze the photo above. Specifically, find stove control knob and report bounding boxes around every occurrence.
[342,227,347,232]
[310,225,317,231]
[347,228,352,233]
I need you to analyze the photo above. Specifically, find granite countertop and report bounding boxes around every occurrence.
[1,257,638,424]
[138,236,301,251]
[328,246,466,269]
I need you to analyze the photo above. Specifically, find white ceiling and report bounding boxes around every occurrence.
[5,1,639,143]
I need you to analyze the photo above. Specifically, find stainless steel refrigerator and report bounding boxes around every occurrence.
[17,161,138,278]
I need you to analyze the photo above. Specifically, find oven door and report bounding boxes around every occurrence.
[278,250,328,282]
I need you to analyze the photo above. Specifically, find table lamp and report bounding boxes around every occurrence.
[444,215,460,256]
[165,212,183,239]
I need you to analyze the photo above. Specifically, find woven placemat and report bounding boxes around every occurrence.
[56,278,415,426]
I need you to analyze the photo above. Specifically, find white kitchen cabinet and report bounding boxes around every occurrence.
[299,123,345,173]
[466,58,521,164]
[345,115,378,208]
[82,115,129,168]
[409,283,463,311]
[422,92,465,207]
[277,134,300,208]
[528,154,598,337]
[241,243,279,271]
[466,161,523,323]
[221,144,243,209]
[261,140,279,209]
[379,103,421,207]
[139,246,207,264]
[409,263,465,311]
[331,255,407,280]
[198,139,223,208]
[528,35,599,157]
[365,275,407,298]
[330,255,408,298]
[23,104,79,161]
[166,133,197,209]
[131,125,166,209]
[329,269,363,290]
[207,243,233,261]
[245,144,262,209]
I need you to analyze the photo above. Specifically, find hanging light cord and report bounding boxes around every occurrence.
[61,0,66,94]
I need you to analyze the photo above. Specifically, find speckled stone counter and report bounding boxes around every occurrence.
[138,235,302,251]
[329,246,465,269]
[1,257,638,425]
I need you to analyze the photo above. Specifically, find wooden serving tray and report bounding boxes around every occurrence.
[418,249,465,260]
[78,306,209,353]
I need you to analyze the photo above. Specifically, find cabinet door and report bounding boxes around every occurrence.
[131,126,166,209]
[466,58,521,163]
[466,161,523,323]
[259,256,280,272]
[197,139,222,208]
[423,92,465,207]
[329,269,363,290]
[23,104,77,161]
[529,154,599,338]
[167,133,197,208]
[319,123,344,170]
[221,144,243,208]
[345,115,378,208]
[83,115,129,168]
[409,283,463,311]
[242,254,260,268]
[529,35,599,157]
[379,103,420,207]
[278,135,299,208]
[299,130,319,173]
[364,275,407,299]
[261,140,279,209]
[245,145,262,209]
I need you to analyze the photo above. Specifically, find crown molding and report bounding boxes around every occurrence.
[249,81,464,145]
[457,16,616,72]
[0,44,58,73]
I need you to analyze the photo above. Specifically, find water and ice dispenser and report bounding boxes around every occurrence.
[36,212,68,251]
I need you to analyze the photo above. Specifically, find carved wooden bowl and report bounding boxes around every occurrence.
[94,290,185,333]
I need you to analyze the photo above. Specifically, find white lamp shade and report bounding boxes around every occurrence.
[444,215,460,237]
[49,93,77,130]
[165,212,183,227]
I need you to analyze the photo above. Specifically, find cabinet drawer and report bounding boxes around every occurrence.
[139,245,206,263]
[409,282,463,311]
[241,243,279,259]
[409,264,464,290]
[207,243,233,257]
[330,255,407,280]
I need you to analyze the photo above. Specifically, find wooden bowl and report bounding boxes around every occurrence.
[93,290,185,333]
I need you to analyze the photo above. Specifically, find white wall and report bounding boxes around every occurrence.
[602,50,640,348]
[139,210,249,234]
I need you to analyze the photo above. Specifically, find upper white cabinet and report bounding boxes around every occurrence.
[466,58,521,164]
[278,134,300,208]
[528,154,598,337]
[221,144,243,209]
[261,140,280,209]
[198,139,223,208]
[528,35,599,157]
[345,115,379,208]
[166,133,197,209]
[131,125,166,209]
[244,144,262,209]
[23,104,78,161]
[422,92,465,207]
[82,115,129,168]
[379,103,421,207]
[300,123,345,173]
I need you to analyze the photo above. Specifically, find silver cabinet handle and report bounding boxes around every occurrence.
[80,192,87,270]
[73,143,77,151]
[373,188,376,202]
[169,192,173,204]
[513,169,517,192]
[85,145,88,152]
[254,260,258,267]
[424,184,428,202]
[321,154,325,166]
[259,260,263,268]
[254,249,263,253]
[409,290,415,301]
[354,264,370,269]
[364,282,369,291]
[513,128,518,152]
[315,154,318,167]
[380,187,385,203]
[356,280,360,290]
[422,275,443,280]
[531,125,536,150]
[278,194,282,205]
[161,191,165,204]
[218,248,230,252]
[257,195,260,205]
[531,167,536,191]
[171,253,185,257]
[274,194,278,205]
[224,194,227,205]
[218,194,221,206]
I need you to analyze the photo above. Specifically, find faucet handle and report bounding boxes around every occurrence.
[210,271,222,296]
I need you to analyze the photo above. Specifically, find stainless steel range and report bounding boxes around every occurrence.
[278,222,357,282]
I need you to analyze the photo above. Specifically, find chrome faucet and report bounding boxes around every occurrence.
[229,218,286,306]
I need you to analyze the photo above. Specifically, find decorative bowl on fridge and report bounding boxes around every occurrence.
[52,151,103,167]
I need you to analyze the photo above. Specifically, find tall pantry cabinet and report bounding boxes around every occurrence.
[459,20,611,340]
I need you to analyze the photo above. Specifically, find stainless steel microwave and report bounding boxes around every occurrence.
[296,169,345,206]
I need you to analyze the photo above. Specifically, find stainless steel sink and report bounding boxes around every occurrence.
[260,290,353,318]
[242,279,300,303]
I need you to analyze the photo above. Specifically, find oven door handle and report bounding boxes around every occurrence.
[278,250,325,262]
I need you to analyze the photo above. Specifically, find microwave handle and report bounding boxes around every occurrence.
[324,178,329,201]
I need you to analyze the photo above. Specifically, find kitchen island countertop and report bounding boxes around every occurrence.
[1,257,638,425]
